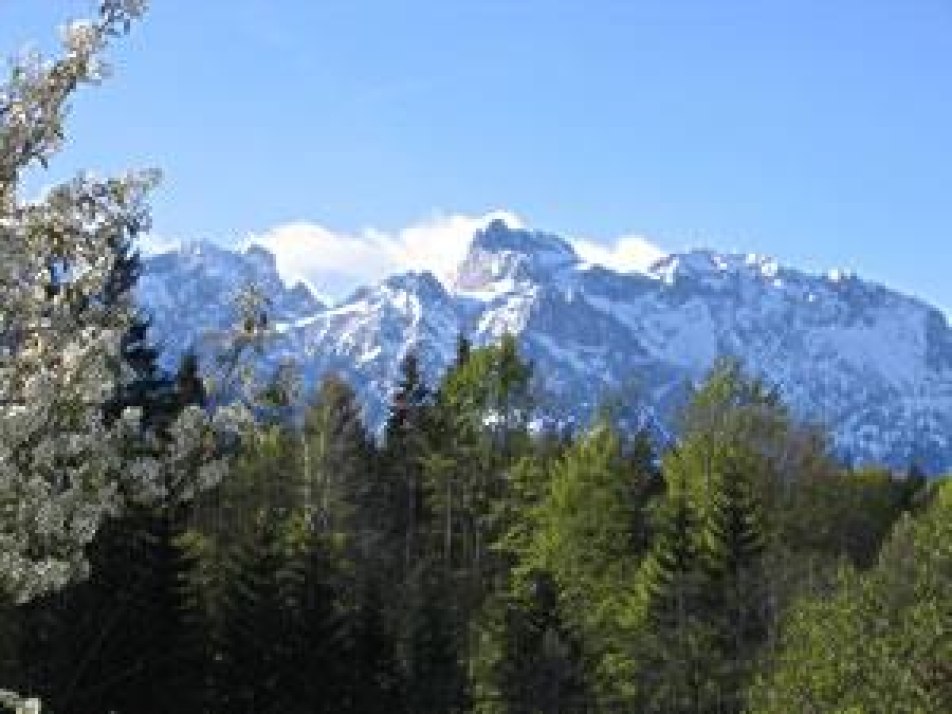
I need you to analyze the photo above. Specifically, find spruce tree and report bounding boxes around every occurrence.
[405,571,470,714]
[524,423,642,707]
[748,479,952,713]
[174,349,208,412]
[301,375,375,553]
[216,508,295,714]
[493,571,589,714]
[9,506,202,714]
[701,462,768,665]
[383,351,433,579]
[339,582,406,714]
[634,474,715,714]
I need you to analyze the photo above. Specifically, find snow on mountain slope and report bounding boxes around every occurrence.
[139,221,952,472]
[139,241,324,358]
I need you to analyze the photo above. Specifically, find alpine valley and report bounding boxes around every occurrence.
[138,219,952,473]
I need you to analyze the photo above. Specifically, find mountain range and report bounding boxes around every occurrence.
[138,219,952,472]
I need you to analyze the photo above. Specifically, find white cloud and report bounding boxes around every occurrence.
[139,233,184,255]
[145,210,668,303]
[245,210,523,300]
[573,234,667,274]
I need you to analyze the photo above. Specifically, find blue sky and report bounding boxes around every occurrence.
[2,0,951,312]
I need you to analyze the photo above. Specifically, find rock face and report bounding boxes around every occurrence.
[139,220,952,472]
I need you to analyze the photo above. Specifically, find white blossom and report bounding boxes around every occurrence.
[0,0,192,607]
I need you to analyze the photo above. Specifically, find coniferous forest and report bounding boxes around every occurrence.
[2,318,950,713]
[1,3,950,713]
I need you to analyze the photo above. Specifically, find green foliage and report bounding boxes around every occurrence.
[748,478,952,714]
[301,375,376,550]
[519,422,645,707]
[405,572,471,714]
[637,360,811,711]
[784,465,925,568]
[632,472,719,712]
[382,351,434,580]
[480,572,590,714]
[2,312,941,714]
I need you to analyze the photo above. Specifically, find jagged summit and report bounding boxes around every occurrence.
[647,249,789,284]
[454,220,578,292]
[138,224,952,473]
[469,218,576,260]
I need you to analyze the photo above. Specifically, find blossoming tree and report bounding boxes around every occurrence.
[0,2,242,708]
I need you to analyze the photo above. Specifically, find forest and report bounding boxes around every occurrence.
[1,2,950,713]
[2,309,950,713]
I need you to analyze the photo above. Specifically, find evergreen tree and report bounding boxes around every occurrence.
[633,473,716,713]
[102,313,177,431]
[339,582,406,714]
[748,478,952,713]
[492,571,589,714]
[175,349,208,412]
[405,571,470,714]
[383,351,434,579]
[524,423,643,707]
[428,337,535,587]
[282,525,353,714]
[98,230,182,439]
[699,461,768,710]
[11,507,202,714]
[301,375,375,553]
[216,508,297,714]
[454,332,472,368]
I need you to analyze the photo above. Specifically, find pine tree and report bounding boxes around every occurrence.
[283,527,352,714]
[427,337,535,589]
[748,478,952,713]
[98,230,182,440]
[626,428,665,560]
[454,332,472,368]
[174,349,208,412]
[9,505,203,714]
[216,508,296,714]
[634,474,715,714]
[701,462,767,658]
[301,375,375,553]
[105,315,176,429]
[339,582,406,714]
[523,423,643,707]
[492,571,589,714]
[405,571,470,714]
[383,351,433,579]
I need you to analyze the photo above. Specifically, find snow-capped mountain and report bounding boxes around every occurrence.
[138,220,952,472]
[140,241,324,356]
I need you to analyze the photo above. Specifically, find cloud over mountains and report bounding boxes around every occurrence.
[145,210,669,302]
[247,211,670,301]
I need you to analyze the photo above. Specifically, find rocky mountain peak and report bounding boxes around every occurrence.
[138,225,952,473]
[453,219,578,291]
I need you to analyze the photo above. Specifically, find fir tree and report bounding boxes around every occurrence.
[701,462,768,667]
[97,229,183,440]
[493,571,589,714]
[302,375,375,552]
[175,349,208,412]
[405,571,470,714]
[339,582,406,714]
[383,351,433,579]
[216,509,296,714]
[634,473,715,714]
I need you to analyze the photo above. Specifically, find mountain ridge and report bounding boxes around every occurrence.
[138,222,952,472]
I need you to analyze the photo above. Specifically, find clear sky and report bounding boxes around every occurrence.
[2,0,951,312]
